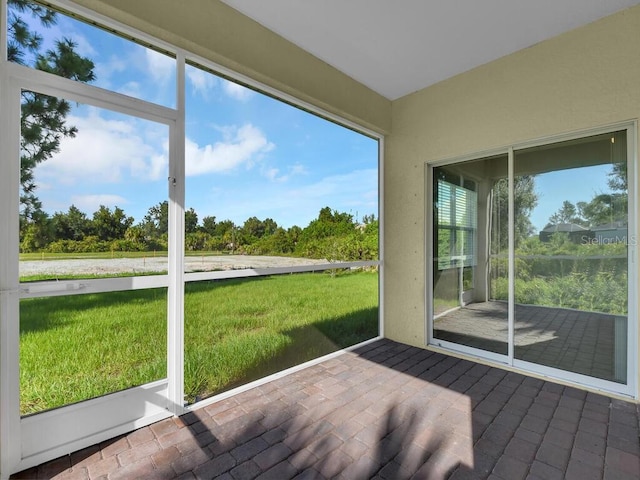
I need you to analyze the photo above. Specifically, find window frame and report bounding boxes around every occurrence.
[426,122,638,399]
[0,0,384,474]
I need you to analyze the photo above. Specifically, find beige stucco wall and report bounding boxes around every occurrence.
[385,0,640,370]
[70,0,390,134]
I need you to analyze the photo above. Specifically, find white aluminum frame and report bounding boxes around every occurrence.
[426,122,639,400]
[0,0,384,476]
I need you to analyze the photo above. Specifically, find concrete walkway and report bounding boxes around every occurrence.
[11,340,640,479]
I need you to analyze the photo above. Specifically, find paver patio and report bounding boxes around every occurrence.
[11,339,640,480]
[435,302,625,383]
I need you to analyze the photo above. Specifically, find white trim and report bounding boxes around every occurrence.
[166,49,186,416]
[17,380,172,472]
[7,62,178,124]
[627,122,639,398]
[19,275,170,298]
[425,164,434,346]
[0,73,22,479]
[378,137,385,338]
[17,261,381,299]
[429,339,509,365]
[187,336,383,411]
[513,358,634,398]
[184,261,379,283]
[507,147,515,363]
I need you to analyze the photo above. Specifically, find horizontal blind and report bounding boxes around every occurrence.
[437,179,477,269]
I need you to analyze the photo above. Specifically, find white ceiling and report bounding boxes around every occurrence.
[222,0,640,100]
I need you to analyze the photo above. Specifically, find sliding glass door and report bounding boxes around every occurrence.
[513,132,629,384]
[429,127,635,395]
[432,155,509,357]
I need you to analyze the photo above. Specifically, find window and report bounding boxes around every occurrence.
[1,0,381,471]
[429,128,635,395]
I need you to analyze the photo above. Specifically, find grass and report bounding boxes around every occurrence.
[19,270,378,415]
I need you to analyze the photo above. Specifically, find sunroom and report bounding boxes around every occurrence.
[1,0,640,478]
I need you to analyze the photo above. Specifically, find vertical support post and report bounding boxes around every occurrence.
[507,147,515,363]
[0,72,23,477]
[167,51,186,416]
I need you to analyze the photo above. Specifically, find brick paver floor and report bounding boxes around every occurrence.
[11,339,640,479]
[435,301,624,382]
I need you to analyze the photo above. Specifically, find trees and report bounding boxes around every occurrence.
[92,206,134,242]
[17,197,378,260]
[9,0,95,223]
[547,162,628,228]
[548,200,586,226]
[51,205,91,241]
[140,201,169,243]
[185,208,199,234]
[492,176,537,251]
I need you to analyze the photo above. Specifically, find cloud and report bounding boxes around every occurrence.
[223,80,254,101]
[288,168,378,207]
[94,55,127,89]
[145,49,175,84]
[185,124,274,176]
[117,81,143,98]
[70,194,128,213]
[187,67,217,99]
[263,163,307,182]
[38,108,168,184]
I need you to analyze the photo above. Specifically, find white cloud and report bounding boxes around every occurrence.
[145,49,175,84]
[187,67,217,99]
[38,109,168,184]
[288,168,378,206]
[71,194,128,213]
[223,80,254,102]
[71,32,98,58]
[185,124,274,176]
[117,81,143,98]
[263,163,307,183]
[94,55,127,90]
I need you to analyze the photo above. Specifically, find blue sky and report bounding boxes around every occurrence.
[16,4,378,229]
[529,164,613,232]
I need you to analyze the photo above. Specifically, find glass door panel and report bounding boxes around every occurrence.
[514,132,628,383]
[432,154,509,355]
[19,91,170,415]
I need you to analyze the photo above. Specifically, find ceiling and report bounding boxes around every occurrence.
[221,0,640,100]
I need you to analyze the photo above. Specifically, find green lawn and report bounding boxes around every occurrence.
[19,270,378,415]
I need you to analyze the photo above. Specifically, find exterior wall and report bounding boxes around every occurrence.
[71,0,391,134]
[385,0,640,377]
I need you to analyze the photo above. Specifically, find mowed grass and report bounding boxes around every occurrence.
[19,271,378,415]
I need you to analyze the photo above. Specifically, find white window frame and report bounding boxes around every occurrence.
[0,0,384,475]
[426,122,638,400]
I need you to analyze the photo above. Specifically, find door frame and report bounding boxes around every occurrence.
[0,61,184,472]
[426,122,639,399]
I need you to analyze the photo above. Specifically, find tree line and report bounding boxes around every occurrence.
[20,204,379,261]
[10,2,378,262]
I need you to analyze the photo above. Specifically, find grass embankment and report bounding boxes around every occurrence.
[19,271,378,415]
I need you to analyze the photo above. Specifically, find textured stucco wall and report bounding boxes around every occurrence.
[385,0,640,380]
